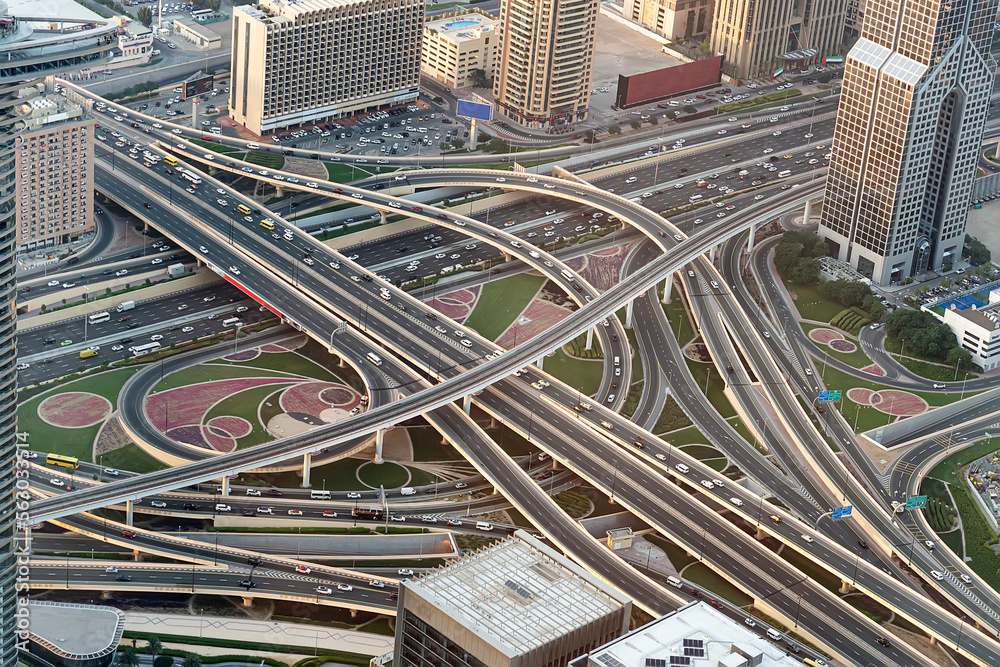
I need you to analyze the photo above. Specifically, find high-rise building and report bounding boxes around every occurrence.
[493,0,597,129]
[393,532,632,667]
[818,0,998,285]
[623,0,713,41]
[230,0,423,136]
[15,95,95,252]
[421,13,498,89]
[709,0,847,79]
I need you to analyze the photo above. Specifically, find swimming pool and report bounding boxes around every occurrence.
[444,19,479,29]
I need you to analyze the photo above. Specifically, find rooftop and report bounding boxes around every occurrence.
[425,12,497,41]
[403,532,630,657]
[576,602,804,667]
[29,601,125,659]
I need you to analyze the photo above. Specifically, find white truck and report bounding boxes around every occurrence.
[116,300,135,313]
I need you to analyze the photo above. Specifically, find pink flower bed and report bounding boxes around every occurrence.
[280,382,359,417]
[847,388,875,405]
[223,350,261,362]
[38,392,111,428]
[319,386,356,406]
[861,364,885,377]
[829,339,858,353]
[146,378,290,432]
[808,328,843,344]
[871,390,928,417]
[580,244,631,292]
[207,416,253,439]
[496,299,572,348]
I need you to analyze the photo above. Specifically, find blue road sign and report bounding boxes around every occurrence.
[832,505,853,519]
[457,100,492,121]
[818,390,842,402]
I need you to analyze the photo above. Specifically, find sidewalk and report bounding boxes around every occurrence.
[125,612,394,657]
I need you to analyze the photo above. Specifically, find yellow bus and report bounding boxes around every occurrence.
[79,349,97,359]
[260,219,275,230]
[163,155,178,167]
[46,454,80,469]
[237,204,252,216]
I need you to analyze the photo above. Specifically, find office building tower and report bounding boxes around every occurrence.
[493,0,597,129]
[0,4,116,663]
[394,532,632,667]
[16,95,95,252]
[422,13,498,89]
[230,0,423,136]
[709,0,847,79]
[818,0,998,285]
[624,0,712,41]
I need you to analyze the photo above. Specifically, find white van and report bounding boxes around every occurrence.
[931,570,945,581]
[215,504,232,512]
[667,576,683,589]
[310,490,332,500]
[689,194,704,203]
[400,487,416,496]
[766,628,783,641]
[246,142,260,150]
[613,356,620,366]
[675,464,690,474]
[367,352,383,366]
[778,170,792,178]
[476,521,494,531]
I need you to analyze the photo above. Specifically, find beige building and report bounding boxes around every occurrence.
[230,0,423,136]
[421,13,498,89]
[710,0,847,80]
[625,0,712,40]
[15,95,94,251]
[493,0,597,129]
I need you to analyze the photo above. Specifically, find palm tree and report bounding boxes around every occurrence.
[146,636,162,661]
[181,653,202,667]
[116,646,140,667]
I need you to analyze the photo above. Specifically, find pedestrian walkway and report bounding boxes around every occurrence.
[125,612,394,657]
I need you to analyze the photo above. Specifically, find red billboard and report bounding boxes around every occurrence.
[615,56,723,108]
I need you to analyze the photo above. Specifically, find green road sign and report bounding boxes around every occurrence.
[905,495,927,509]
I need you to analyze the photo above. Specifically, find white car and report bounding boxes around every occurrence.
[47,280,60,286]
[729,497,744,507]
[336,583,353,592]
[801,534,814,543]
[398,569,414,576]
[199,246,209,254]
[111,345,124,352]
[15,363,28,371]
[316,586,333,595]
[151,258,162,265]
[295,565,311,573]
[116,269,128,277]
[346,492,362,499]
[150,334,163,341]
[182,326,194,333]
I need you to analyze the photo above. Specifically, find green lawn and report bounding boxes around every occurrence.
[99,444,166,473]
[152,364,289,393]
[680,445,722,459]
[543,348,603,397]
[930,437,1000,482]
[189,138,240,154]
[703,458,728,472]
[821,364,972,408]
[23,368,140,406]
[779,545,843,595]
[464,273,546,341]
[682,562,754,607]
[782,279,844,323]
[357,461,410,488]
[218,350,341,382]
[684,355,737,419]
[661,426,707,445]
[800,323,873,369]
[938,528,964,557]
[245,150,284,170]
[644,533,697,571]
[203,383,285,449]
[409,426,464,461]
[662,300,696,346]
[881,336,977,381]
[325,162,374,182]
[263,457,364,491]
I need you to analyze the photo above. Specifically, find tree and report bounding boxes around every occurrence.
[965,235,991,266]
[648,116,658,125]
[947,346,974,371]
[117,647,140,667]
[607,124,621,135]
[629,120,641,130]
[136,6,152,25]
[146,636,162,661]
[683,105,697,114]
[209,0,221,11]
[181,654,201,667]
[584,129,596,143]
[469,68,491,89]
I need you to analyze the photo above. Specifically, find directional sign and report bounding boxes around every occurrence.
[818,390,842,402]
[832,505,853,520]
[905,495,927,509]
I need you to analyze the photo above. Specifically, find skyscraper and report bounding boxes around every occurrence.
[818,0,998,285]
[493,0,597,129]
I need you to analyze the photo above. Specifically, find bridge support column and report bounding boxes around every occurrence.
[709,245,717,264]
[241,597,253,607]
[441,433,450,445]
[379,210,387,225]
[747,223,757,252]
[503,252,512,262]
[585,328,594,350]
[839,579,854,594]
[463,394,472,415]
[133,549,143,561]
[301,453,311,488]
[143,222,149,233]
[375,429,385,463]
[661,276,672,304]
[338,357,345,367]
[100,590,112,599]
[535,356,544,370]
[802,199,812,225]
[275,185,284,198]
[126,500,134,526]
[221,476,230,496]
[755,526,767,540]
[349,609,358,619]
[625,299,634,328]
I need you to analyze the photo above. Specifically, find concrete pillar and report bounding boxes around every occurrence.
[133,549,142,561]
[755,526,767,540]
[463,394,472,415]
[585,328,594,350]
[101,590,112,599]
[536,356,544,370]
[143,222,149,232]
[747,223,757,252]
[662,276,673,304]
[379,210,387,225]
[839,580,854,594]
[275,185,284,198]
[375,429,385,464]
[301,452,311,487]
[126,500,134,526]
[709,245,717,263]
[221,476,230,496]
[242,597,253,607]
[338,357,345,367]
[625,299,634,328]
[802,199,812,225]
[349,608,358,619]
[503,252,512,262]
[929,635,937,646]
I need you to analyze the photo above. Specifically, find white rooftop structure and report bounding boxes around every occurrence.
[575,602,806,667]
[424,12,497,42]
[6,0,103,22]
[403,532,631,656]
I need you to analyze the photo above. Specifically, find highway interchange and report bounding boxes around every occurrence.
[20,78,1000,665]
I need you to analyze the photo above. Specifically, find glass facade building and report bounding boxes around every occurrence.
[818,0,999,285]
